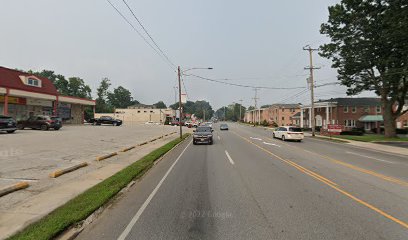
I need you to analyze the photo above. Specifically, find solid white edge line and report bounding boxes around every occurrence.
[117,140,193,240]
[225,150,235,165]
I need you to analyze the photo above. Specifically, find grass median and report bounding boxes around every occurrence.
[8,133,190,240]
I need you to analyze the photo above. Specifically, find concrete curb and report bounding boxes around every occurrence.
[0,182,29,197]
[138,141,148,146]
[49,162,89,178]
[96,152,118,161]
[119,146,136,152]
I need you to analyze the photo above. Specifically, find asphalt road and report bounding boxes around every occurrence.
[76,123,408,240]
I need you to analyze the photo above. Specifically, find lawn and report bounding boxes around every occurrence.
[333,134,408,142]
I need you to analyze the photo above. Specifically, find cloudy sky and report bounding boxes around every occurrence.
[0,0,374,109]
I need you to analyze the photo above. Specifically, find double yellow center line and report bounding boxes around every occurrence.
[232,131,408,230]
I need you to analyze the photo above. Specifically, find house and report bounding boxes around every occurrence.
[300,98,384,131]
[0,66,95,124]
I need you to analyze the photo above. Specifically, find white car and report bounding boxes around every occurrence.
[273,126,304,142]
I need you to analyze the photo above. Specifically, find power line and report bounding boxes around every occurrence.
[185,74,306,90]
[121,0,176,68]
[106,0,175,71]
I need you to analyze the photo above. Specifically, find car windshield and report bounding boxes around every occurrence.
[196,127,212,132]
[221,124,228,127]
[289,127,302,132]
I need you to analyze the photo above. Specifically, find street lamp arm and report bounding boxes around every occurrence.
[181,67,213,74]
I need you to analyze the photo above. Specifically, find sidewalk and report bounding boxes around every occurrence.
[304,132,408,156]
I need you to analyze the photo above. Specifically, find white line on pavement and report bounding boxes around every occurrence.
[250,137,263,141]
[225,150,235,165]
[117,140,193,240]
[262,142,281,147]
[346,151,395,164]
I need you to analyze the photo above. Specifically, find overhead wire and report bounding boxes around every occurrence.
[106,0,176,72]
[121,0,176,68]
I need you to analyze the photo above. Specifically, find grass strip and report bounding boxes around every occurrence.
[313,135,350,143]
[332,134,408,142]
[8,134,190,240]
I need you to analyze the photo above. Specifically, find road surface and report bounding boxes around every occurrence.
[76,123,408,240]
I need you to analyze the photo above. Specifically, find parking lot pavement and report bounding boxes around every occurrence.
[0,124,180,200]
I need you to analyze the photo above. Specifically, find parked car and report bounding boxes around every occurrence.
[0,115,17,133]
[17,115,62,131]
[220,123,229,130]
[93,116,122,126]
[193,126,214,145]
[272,126,304,142]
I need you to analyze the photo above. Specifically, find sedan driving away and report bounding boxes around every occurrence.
[220,123,229,130]
[273,126,304,142]
[193,126,213,145]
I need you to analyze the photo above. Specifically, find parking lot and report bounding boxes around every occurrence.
[0,124,177,188]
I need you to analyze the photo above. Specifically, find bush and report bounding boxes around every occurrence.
[261,120,269,127]
[396,128,408,134]
[340,131,364,136]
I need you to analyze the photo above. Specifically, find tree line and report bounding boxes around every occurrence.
[28,70,168,114]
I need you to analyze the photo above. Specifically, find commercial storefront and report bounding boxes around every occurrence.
[0,66,95,124]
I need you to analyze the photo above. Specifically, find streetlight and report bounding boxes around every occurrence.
[177,66,213,139]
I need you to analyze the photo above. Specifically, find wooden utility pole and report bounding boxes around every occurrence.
[178,66,183,139]
[303,46,320,137]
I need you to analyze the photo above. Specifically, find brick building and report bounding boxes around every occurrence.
[244,104,301,126]
[0,66,95,124]
[300,98,384,131]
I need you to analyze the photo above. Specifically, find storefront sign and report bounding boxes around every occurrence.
[0,96,27,105]
[26,98,53,107]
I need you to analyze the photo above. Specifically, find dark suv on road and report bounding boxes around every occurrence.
[193,126,214,145]
[0,115,17,133]
[17,115,62,131]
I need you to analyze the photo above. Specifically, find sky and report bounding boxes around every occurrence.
[0,0,374,109]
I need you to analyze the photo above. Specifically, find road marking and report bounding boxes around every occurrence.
[264,135,408,187]
[262,142,281,147]
[117,140,192,240]
[218,136,221,140]
[250,137,262,141]
[346,151,395,164]
[232,131,408,230]
[225,150,235,165]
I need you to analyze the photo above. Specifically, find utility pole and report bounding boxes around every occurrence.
[203,109,206,122]
[252,88,259,125]
[303,45,320,137]
[239,99,243,122]
[177,66,183,139]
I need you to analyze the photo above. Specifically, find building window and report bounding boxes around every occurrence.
[343,106,348,113]
[376,106,381,113]
[27,78,40,87]
[137,111,141,113]
[150,111,154,113]
[344,119,356,127]
[282,108,285,112]
[282,117,285,121]
[144,111,147,113]
[352,106,357,113]
[364,107,370,113]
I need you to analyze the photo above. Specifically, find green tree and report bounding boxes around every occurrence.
[107,86,134,109]
[30,70,70,95]
[95,78,113,113]
[153,101,167,109]
[320,0,408,137]
[193,100,214,120]
[67,77,92,99]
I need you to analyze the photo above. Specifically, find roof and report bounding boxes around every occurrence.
[0,66,58,95]
[359,115,384,122]
[316,98,381,106]
[269,104,301,109]
[291,112,301,118]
